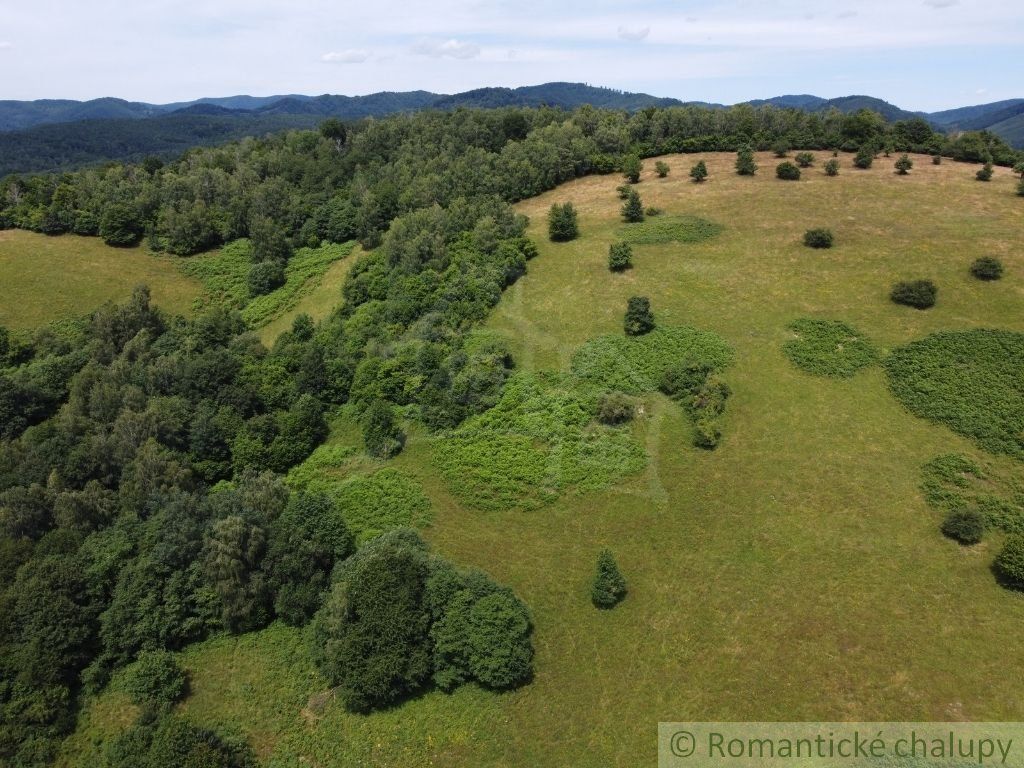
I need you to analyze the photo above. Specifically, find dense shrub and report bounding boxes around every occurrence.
[596,391,635,425]
[122,650,188,710]
[689,160,708,182]
[783,318,879,377]
[616,215,722,245]
[591,549,627,608]
[362,400,406,458]
[885,330,1024,460]
[941,509,984,545]
[822,158,839,176]
[970,257,1004,280]
[776,162,801,181]
[735,146,757,176]
[608,241,633,272]
[803,228,834,248]
[772,140,789,158]
[894,154,913,174]
[655,161,670,178]
[621,189,644,223]
[658,361,731,448]
[853,145,875,169]
[976,162,994,181]
[624,296,654,336]
[616,184,631,200]
[548,202,579,242]
[932,153,942,165]
[99,203,143,247]
[105,715,256,768]
[622,154,643,184]
[890,279,937,309]
[994,534,1024,588]
[644,206,661,217]
[247,260,286,297]
[794,152,815,168]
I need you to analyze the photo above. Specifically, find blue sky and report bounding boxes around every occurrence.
[0,0,1020,110]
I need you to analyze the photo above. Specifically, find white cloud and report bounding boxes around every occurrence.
[924,0,958,7]
[617,25,650,42]
[321,49,370,63]
[411,38,480,59]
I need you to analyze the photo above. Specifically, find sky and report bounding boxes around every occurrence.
[0,0,1021,111]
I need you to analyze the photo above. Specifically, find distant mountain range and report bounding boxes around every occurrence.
[1,83,1021,177]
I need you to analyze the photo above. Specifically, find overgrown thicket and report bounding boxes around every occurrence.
[783,319,879,378]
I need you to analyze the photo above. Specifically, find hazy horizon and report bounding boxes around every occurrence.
[1,0,1021,112]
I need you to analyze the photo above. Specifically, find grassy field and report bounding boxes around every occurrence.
[0,230,201,329]
[60,152,1024,767]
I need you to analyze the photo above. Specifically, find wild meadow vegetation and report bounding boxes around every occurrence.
[0,100,1022,767]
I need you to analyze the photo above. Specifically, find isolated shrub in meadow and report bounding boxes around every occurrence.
[693,416,722,450]
[608,241,633,272]
[783,318,878,377]
[932,153,942,165]
[689,160,708,182]
[772,140,789,158]
[824,159,840,176]
[123,650,188,710]
[362,400,405,458]
[621,189,645,223]
[596,391,635,425]
[548,202,579,242]
[655,161,670,178]
[803,228,834,249]
[776,161,801,181]
[976,162,994,181]
[1014,160,1024,179]
[890,279,937,309]
[591,549,627,608]
[622,154,643,184]
[941,509,985,545]
[616,184,631,200]
[895,154,913,175]
[970,257,1004,280]
[994,534,1024,588]
[735,146,757,176]
[853,145,875,169]
[644,206,662,217]
[794,152,815,168]
[624,296,654,336]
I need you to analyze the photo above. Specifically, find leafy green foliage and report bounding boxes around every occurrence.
[608,241,633,272]
[783,319,878,377]
[803,228,834,248]
[794,152,815,168]
[853,145,875,169]
[994,534,1024,589]
[689,160,707,182]
[572,325,733,395]
[894,154,913,174]
[941,509,984,545]
[886,331,1024,459]
[976,161,994,181]
[655,161,670,178]
[659,362,731,449]
[548,202,579,242]
[622,154,643,184]
[970,257,1004,280]
[621,189,644,223]
[919,454,1024,534]
[361,400,406,459]
[247,260,285,297]
[596,392,635,425]
[433,373,647,511]
[890,279,937,309]
[99,203,143,247]
[735,146,757,176]
[776,161,801,180]
[824,158,840,176]
[772,140,789,158]
[623,296,654,336]
[615,215,723,246]
[105,714,256,768]
[122,650,188,710]
[591,549,627,608]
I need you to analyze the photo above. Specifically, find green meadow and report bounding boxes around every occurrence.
[59,151,1024,767]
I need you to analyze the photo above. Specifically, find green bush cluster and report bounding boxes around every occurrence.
[886,330,1024,460]
[591,549,627,608]
[890,279,937,309]
[122,650,189,710]
[689,160,707,182]
[776,161,801,180]
[976,162,994,181]
[433,373,647,511]
[596,391,635,425]
[970,256,1004,281]
[782,319,879,378]
[615,215,723,246]
[105,714,256,768]
[803,228,834,248]
[621,189,645,223]
[854,145,875,169]
[824,159,840,176]
[548,202,579,241]
[919,453,1024,535]
[735,146,757,176]
[794,152,815,168]
[608,241,633,272]
[310,530,533,712]
[655,161,671,178]
[624,296,654,336]
[894,154,914,174]
[995,535,1024,588]
[941,509,984,545]
[659,362,731,449]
